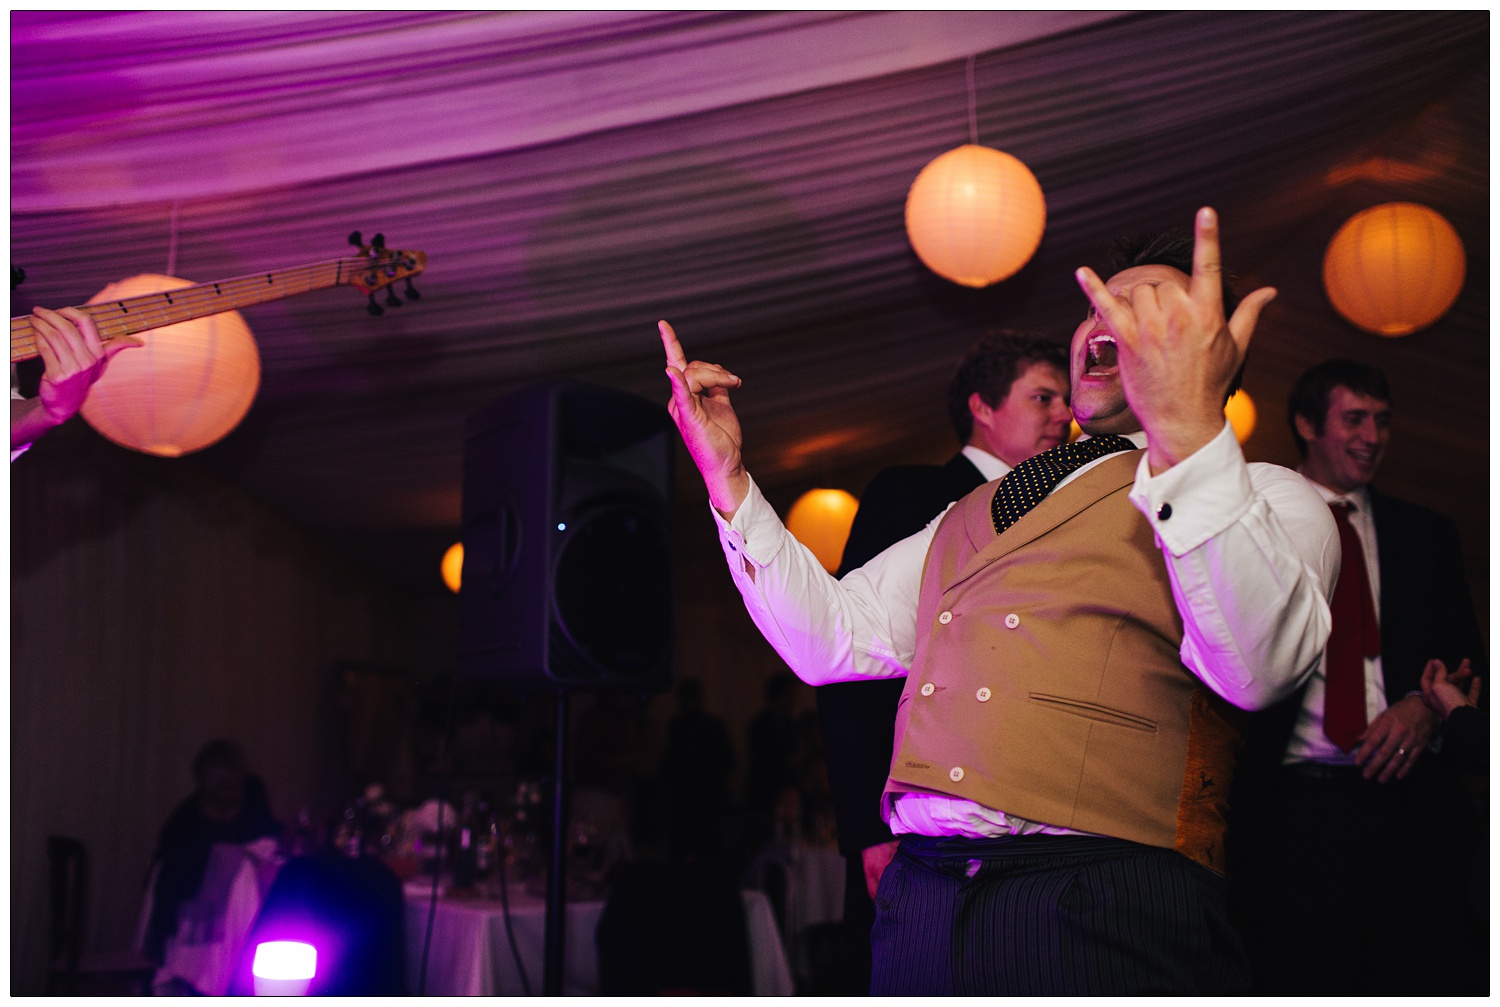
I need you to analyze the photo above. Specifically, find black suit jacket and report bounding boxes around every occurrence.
[815,452,988,856]
[1232,485,1486,815]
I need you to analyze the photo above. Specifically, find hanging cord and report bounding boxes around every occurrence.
[966,54,979,146]
[418,675,459,995]
[497,817,532,995]
[165,200,181,276]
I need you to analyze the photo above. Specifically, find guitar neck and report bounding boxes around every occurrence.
[11,256,370,363]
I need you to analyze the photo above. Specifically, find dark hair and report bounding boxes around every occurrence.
[945,330,1069,444]
[1109,231,1247,399]
[192,739,246,779]
[1287,359,1392,456]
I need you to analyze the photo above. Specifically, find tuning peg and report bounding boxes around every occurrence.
[403,279,421,301]
[371,233,387,252]
[385,288,403,308]
[348,231,364,249]
[367,293,384,316]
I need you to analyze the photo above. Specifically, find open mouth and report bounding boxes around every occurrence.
[1085,334,1118,375]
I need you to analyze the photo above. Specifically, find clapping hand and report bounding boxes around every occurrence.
[1074,207,1277,474]
[660,320,750,516]
[1420,657,1480,721]
[1354,695,1437,784]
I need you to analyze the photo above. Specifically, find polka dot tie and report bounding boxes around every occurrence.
[991,434,1139,535]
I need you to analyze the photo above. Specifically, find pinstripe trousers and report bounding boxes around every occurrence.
[869,833,1250,995]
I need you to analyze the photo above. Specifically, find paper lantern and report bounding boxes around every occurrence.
[785,489,860,574]
[905,144,1046,288]
[442,542,464,594]
[1322,203,1466,336]
[81,274,260,456]
[1224,389,1256,444]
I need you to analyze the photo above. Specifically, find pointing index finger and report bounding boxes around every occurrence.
[659,320,688,371]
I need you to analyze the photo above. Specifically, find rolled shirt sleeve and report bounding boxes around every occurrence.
[1128,421,1340,710]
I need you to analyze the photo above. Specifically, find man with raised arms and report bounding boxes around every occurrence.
[660,209,1340,995]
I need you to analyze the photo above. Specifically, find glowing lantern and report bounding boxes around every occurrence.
[442,542,464,594]
[905,144,1046,288]
[80,275,260,456]
[785,489,860,574]
[1322,203,1466,336]
[252,940,316,996]
[1224,389,1256,444]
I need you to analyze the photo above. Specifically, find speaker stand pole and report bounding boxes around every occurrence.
[543,686,570,996]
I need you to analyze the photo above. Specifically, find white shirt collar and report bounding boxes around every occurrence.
[966,429,1147,484]
[1077,429,1149,450]
[1298,471,1371,513]
[961,444,1011,482]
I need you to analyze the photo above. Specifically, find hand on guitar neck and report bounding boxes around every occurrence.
[9,237,427,454]
[11,307,141,451]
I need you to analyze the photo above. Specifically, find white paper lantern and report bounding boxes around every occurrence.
[81,274,260,457]
[905,144,1046,288]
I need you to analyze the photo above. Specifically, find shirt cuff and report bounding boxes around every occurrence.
[1127,420,1253,556]
[712,472,788,568]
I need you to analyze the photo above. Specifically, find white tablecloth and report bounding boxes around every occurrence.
[784,844,845,941]
[403,884,793,995]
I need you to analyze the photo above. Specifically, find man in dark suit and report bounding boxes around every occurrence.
[817,330,1069,994]
[1230,359,1486,994]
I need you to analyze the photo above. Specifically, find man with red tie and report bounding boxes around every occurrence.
[1229,359,1486,994]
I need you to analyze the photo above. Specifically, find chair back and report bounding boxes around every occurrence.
[46,835,88,994]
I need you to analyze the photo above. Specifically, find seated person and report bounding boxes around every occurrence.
[143,740,281,965]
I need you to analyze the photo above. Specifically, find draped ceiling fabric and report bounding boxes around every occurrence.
[10,11,1489,615]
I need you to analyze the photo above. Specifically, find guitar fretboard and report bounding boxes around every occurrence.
[10,256,374,363]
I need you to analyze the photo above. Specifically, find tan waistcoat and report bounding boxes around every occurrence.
[884,451,1240,873]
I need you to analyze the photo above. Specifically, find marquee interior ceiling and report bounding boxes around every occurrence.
[10,11,1489,606]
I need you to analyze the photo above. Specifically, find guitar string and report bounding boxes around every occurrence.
[9,255,413,361]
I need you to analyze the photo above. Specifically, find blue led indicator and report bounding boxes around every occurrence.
[557,523,566,531]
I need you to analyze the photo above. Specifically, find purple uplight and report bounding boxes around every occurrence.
[252,940,317,995]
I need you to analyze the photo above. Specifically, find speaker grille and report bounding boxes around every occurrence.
[550,503,672,683]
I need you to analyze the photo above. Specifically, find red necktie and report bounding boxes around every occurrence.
[1324,501,1381,751]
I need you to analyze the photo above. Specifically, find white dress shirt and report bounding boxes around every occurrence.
[1283,478,1387,765]
[714,422,1340,837]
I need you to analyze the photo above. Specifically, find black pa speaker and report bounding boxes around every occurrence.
[457,381,674,690]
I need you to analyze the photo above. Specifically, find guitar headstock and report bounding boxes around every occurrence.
[345,231,426,314]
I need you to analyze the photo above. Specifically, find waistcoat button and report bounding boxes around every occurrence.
[976,687,991,702]
[938,611,953,625]
[920,682,935,697]
[949,766,965,782]
[1004,613,1020,629]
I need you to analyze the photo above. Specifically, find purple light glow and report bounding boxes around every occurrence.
[253,941,317,992]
